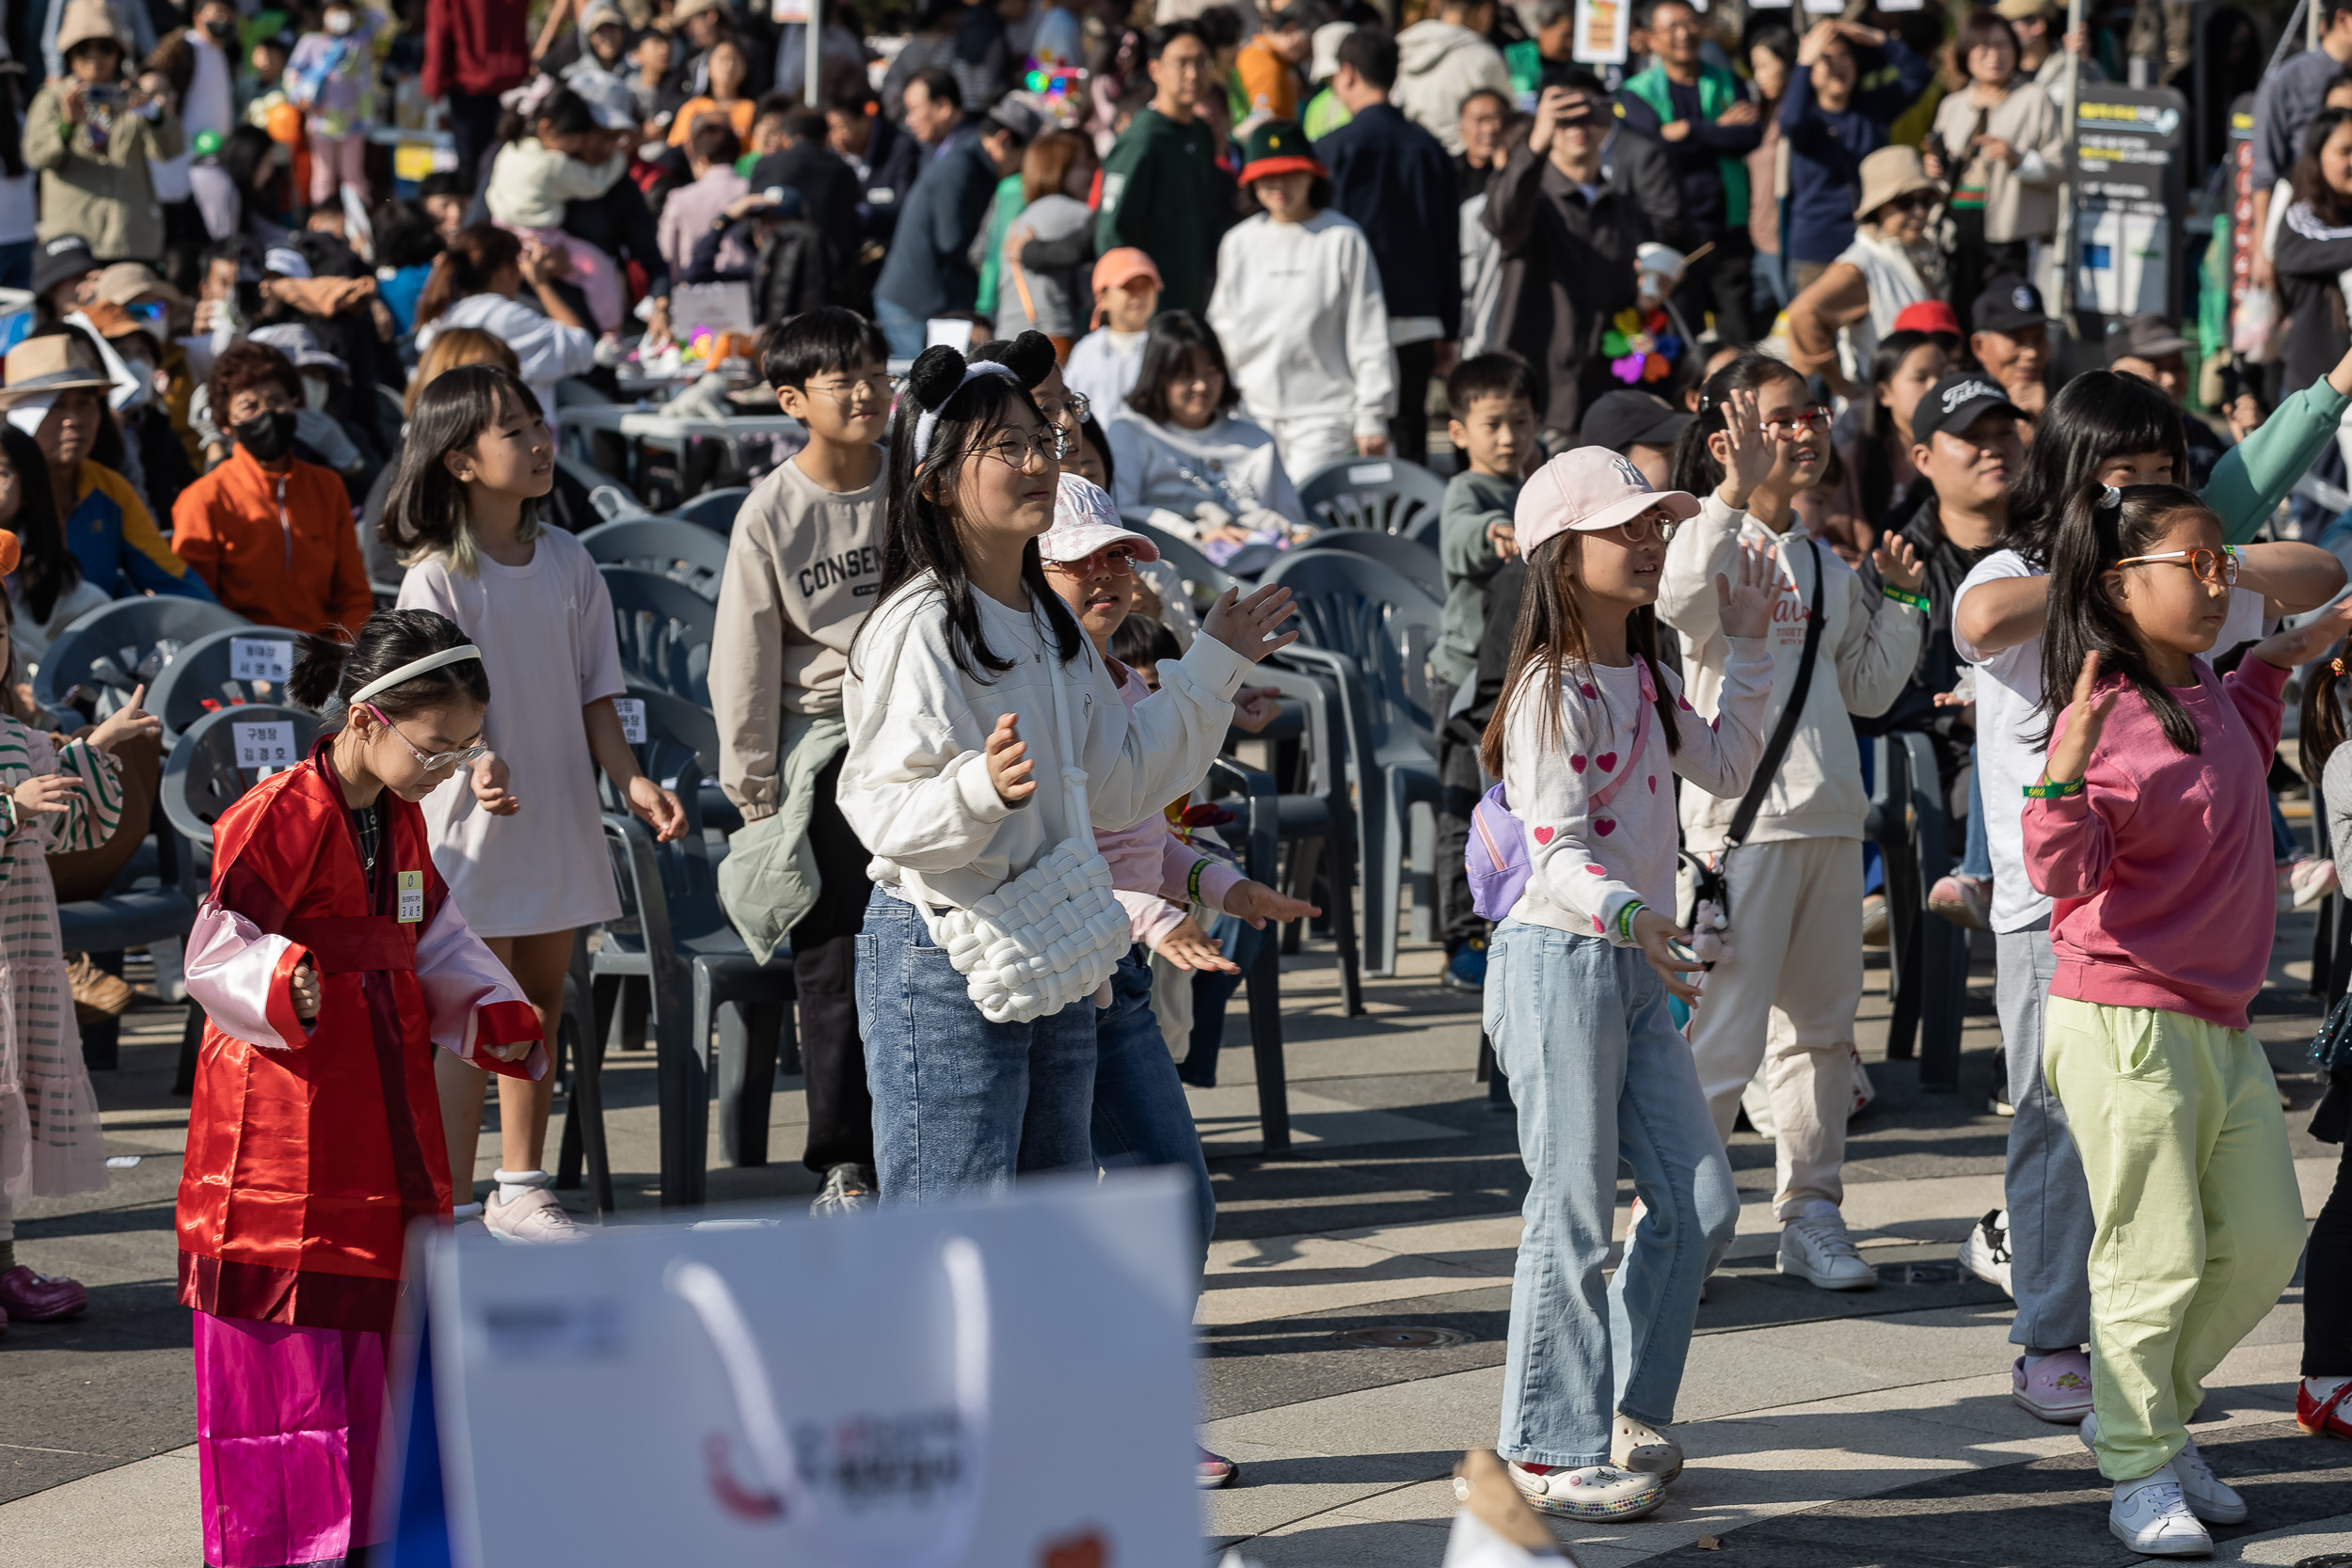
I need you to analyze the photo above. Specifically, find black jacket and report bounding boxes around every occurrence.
[1602,124,1692,253]
[856,113,924,245]
[749,142,865,305]
[1854,498,1993,810]
[874,128,997,318]
[1483,143,1650,436]
[2270,200,2352,403]
[1317,103,1465,337]
[562,177,673,303]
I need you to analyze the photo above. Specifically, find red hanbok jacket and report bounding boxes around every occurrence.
[176,740,547,1335]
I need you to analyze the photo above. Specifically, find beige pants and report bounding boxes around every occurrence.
[1686,835,1864,1219]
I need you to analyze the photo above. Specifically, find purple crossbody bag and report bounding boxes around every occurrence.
[1466,662,1655,922]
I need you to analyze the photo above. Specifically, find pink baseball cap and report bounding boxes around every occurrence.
[1514,447,1700,560]
[1041,473,1160,564]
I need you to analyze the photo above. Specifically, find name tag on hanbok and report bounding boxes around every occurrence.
[232,721,294,768]
[230,638,294,682]
[397,870,424,923]
[613,697,647,744]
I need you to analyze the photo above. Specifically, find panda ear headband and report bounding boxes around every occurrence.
[907,331,1059,464]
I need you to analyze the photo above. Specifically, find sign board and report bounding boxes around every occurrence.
[2066,86,2188,334]
[233,721,297,769]
[1572,0,1629,64]
[230,637,293,683]
[613,697,647,745]
[2228,93,2257,318]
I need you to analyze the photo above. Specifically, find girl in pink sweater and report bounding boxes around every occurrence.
[2025,483,2352,1557]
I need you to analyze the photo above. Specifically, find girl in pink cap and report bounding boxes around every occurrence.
[1479,407,1781,1522]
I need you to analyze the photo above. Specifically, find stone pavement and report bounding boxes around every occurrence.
[5,897,2351,1567]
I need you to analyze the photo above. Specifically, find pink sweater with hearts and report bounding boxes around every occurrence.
[1496,637,1774,943]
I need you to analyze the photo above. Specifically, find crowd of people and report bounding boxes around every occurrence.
[0,0,2347,1561]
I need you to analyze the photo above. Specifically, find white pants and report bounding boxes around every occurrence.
[1685,835,1865,1219]
[1262,413,1358,482]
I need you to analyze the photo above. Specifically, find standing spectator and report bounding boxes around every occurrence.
[995,130,1100,350]
[971,101,1051,328]
[1302,20,1357,140]
[1997,0,2103,107]
[1317,25,1462,467]
[411,224,595,419]
[1238,1,1322,124]
[749,108,865,305]
[667,39,758,149]
[1484,73,1651,445]
[183,0,239,154]
[1778,21,1931,293]
[1098,23,1220,316]
[828,79,922,263]
[286,0,381,210]
[1456,86,1510,200]
[1392,0,1513,158]
[1811,325,1955,556]
[2270,109,2352,415]
[1925,13,2062,320]
[423,0,531,199]
[1970,275,2054,423]
[27,1,183,266]
[2250,0,2352,294]
[882,0,1010,122]
[1783,146,1939,399]
[1617,0,1762,342]
[657,120,752,283]
[1208,119,1393,477]
[872,71,1027,357]
[1745,26,1795,317]
[1066,247,1162,418]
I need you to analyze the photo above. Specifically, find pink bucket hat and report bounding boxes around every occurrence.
[1514,447,1700,560]
[1041,474,1161,564]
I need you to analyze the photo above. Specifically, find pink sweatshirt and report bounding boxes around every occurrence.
[1099,663,1243,945]
[2021,657,2286,1029]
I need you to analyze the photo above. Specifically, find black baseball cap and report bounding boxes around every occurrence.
[29,235,96,299]
[1581,389,1692,453]
[2106,313,2194,365]
[1972,276,2048,336]
[1912,371,2027,444]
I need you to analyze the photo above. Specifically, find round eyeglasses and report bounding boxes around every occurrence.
[2111,546,2239,586]
[365,704,488,771]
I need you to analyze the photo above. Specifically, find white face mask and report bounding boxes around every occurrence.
[304,374,332,411]
[324,9,353,34]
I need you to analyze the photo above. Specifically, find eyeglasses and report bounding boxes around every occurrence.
[1611,515,1680,545]
[979,426,1076,470]
[2112,546,2239,585]
[1880,191,1938,216]
[1039,388,1091,427]
[801,372,890,407]
[1760,406,1836,439]
[1043,546,1136,578]
[364,704,488,771]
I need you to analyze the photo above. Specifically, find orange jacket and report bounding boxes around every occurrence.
[1236,38,1298,120]
[170,446,373,636]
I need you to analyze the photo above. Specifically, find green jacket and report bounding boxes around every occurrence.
[2207,376,2352,546]
[1097,107,1217,315]
[972,173,1025,320]
[1303,87,1352,141]
[716,713,849,965]
[1618,60,1748,228]
[1435,467,1520,686]
[26,82,182,262]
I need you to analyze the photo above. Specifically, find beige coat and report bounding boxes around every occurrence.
[1929,83,2064,245]
[25,81,183,262]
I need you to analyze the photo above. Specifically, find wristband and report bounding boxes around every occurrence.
[1615,900,1644,942]
[1186,857,1210,905]
[2023,779,2084,799]
[1883,586,1930,611]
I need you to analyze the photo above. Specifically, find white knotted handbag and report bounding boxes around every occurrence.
[924,638,1128,1023]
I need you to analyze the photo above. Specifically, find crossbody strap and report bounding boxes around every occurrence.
[1724,533,1826,852]
[1586,657,1655,813]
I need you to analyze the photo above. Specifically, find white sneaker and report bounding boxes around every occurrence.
[1610,1413,1682,1482]
[2108,1467,2214,1557]
[2082,1415,2245,1526]
[485,1184,586,1243]
[1958,1209,2014,1296]
[1505,1460,1665,1521]
[1777,1202,1875,1291]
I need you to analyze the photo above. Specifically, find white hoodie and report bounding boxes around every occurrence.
[1392,20,1515,156]
[1659,496,1922,849]
[1208,209,1395,442]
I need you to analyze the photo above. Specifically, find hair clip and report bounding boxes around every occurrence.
[2097,485,2122,511]
[2334,657,2347,678]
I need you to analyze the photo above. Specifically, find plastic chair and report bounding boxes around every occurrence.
[34,597,248,717]
[145,625,310,744]
[1261,549,1444,977]
[579,517,732,601]
[1295,455,1449,537]
[672,486,752,531]
[1244,656,1363,1015]
[1200,754,1299,1147]
[1869,732,1968,1092]
[624,685,738,833]
[159,705,323,863]
[600,564,717,706]
[1128,519,1240,605]
[1291,529,1444,601]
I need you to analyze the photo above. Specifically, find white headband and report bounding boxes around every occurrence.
[350,644,485,706]
[913,360,1019,465]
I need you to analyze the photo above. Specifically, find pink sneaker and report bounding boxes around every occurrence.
[2012,1349,2093,1422]
[0,1264,88,1321]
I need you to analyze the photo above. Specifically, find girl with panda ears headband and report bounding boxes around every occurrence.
[836,331,1301,1206]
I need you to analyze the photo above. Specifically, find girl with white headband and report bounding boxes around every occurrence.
[838,333,1299,1205]
[382,363,686,1243]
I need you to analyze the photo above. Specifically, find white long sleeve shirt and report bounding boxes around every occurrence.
[838,577,1250,910]
[1659,496,1923,849]
[1208,210,1395,440]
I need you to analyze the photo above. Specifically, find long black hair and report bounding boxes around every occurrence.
[2004,371,2186,569]
[1480,530,1681,777]
[2031,483,2216,756]
[856,333,1085,680]
[1669,353,1808,498]
[378,364,544,575]
[1125,310,1240,425]
[1856,327,1956,524]
[0,425,70,624]
[288,608,490,721]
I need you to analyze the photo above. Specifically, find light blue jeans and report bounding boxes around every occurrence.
[872,296,928,360]
[1486,919,1740,1466]
[1091,948,1216,1280]
[856,887,1098,1205]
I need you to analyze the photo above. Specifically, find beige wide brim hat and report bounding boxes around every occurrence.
[55,0,125,57]
[0,336,111,410]
[1854,145,1939,221]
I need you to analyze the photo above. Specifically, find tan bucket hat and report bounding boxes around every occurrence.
[0,335,114,406]
[1853,145,1940,221]
[55,0,125,57]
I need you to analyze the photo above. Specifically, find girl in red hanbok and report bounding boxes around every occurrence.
[177,608,546,1568]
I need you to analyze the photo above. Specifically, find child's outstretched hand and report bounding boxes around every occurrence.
[2254,594,2352,672]
[2042,649,2120,789]
[1201,584,1300,663]
[985,713,1036,807]
[1631,907,1706,1005]
[12,773,82,819]
[1231,685,1284,733]
[1873,533,1925,595]
[1225,878,1318,929]
[626,774,687,842]
[470,753,521,816]
[1714,541,1778,640]
[1714,388,1774,511]
[1152,916,1241,974]
[87,684,161,754]
[289,959,322,1022]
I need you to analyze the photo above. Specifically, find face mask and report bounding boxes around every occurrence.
[324,9,353,34]
[234,408,298,462]
[204,17,234,40]
[304,375,332,411]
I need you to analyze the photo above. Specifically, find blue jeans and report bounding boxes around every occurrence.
[1176,911,1264,1088]
[872,296,927,360]
[855,887,1098,1204]
[1091,948,1216,1276]
[1963,744,1993,881]
[1485,920,1740,1465]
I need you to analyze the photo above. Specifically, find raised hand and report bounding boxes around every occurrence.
[1224,878,1319,929]
[1201,584,1300,663]
[1873,533,1925,594]
[1231,685,1284,734]
[1152,916,1240,974]
[1630,907,1706,1004]
[985,712,1036,806]
[1714,388,1774,510]
[2253,594,2352,672]
[1714,541,1781,640]
[2042,649,2119,788]
[88,683,162,754]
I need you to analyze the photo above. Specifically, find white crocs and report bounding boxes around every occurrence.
[1610,1412,1683,1482]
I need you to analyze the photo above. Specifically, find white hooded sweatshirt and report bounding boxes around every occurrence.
[1391,20,1515,156]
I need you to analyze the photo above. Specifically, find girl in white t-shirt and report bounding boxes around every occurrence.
[384,364,686,1242]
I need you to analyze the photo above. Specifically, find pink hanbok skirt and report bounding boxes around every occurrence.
[194,1310,392,1568]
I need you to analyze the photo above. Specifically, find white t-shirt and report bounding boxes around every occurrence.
[1952,548,2267,933]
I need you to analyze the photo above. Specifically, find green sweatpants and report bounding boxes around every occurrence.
[2043,996,2306,1481]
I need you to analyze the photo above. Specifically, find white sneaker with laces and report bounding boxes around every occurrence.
[1777,1201,1875,1291]
[1958,1209,2014,1296]
[485,1184,586,1243]
[2081,1414,2245,1526]
[2108,1467,2213,1557]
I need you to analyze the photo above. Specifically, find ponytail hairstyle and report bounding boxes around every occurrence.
[2031,483,2216,757]
[852,331,1085,680]
[287,609,490,723]
[377,364,545,577]
[1669,352,1809,499]
[412,224,523,330]
[2304,650,2352,787]
[1479,531,1681,779]
[2003,371,2185,569]
[492,76,595,149]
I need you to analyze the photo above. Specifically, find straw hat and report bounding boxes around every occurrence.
[93,261,186,310]
[0,336,113,407]
[1853,145,1938,222]
[55,0,124,56]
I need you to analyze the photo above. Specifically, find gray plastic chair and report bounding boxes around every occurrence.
[1128,518,1239,604]
[600,564,717,705]
[672,486,752,531]
[1295,455,1449,538]
[160,703,321,863]
[146,625,309,744]
[1291,529,1444,601]
[1261,550,1444,977]
[34,597,248,716]
[579,517,732,601]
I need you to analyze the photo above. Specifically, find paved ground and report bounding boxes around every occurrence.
[5,862,2350,1566]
